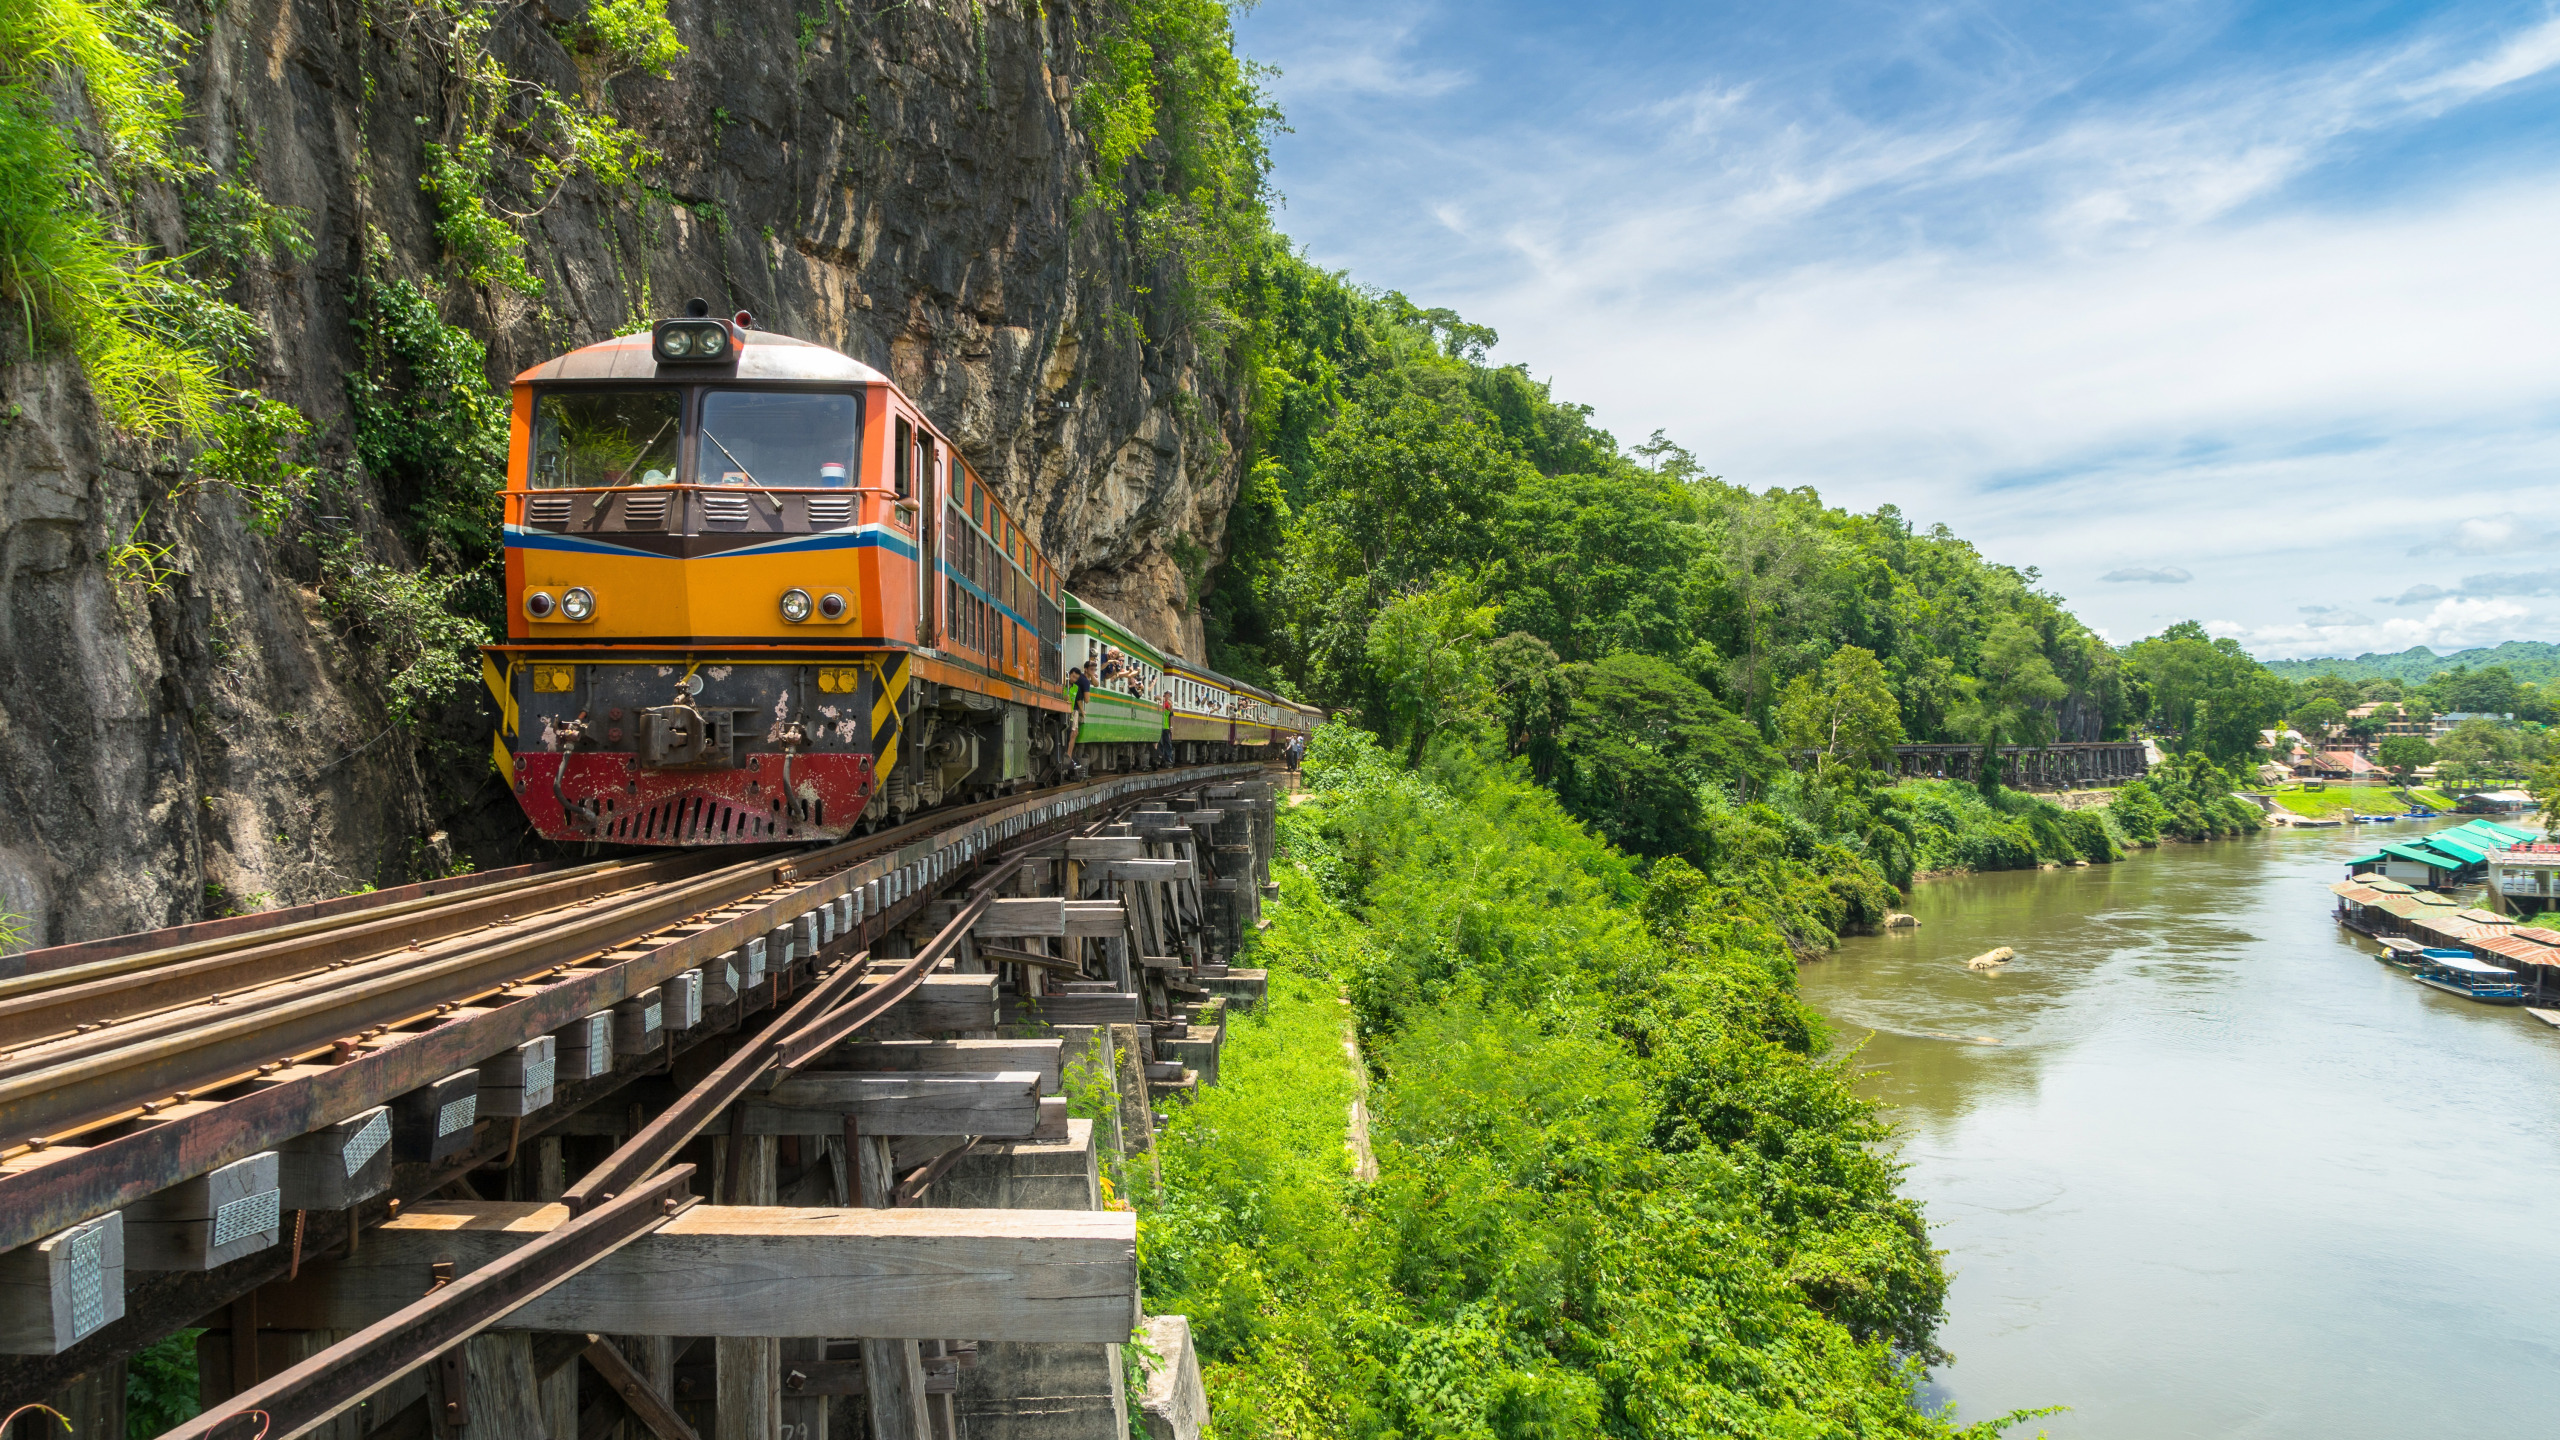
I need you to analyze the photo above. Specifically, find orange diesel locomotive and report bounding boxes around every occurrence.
[484,302,1074,845]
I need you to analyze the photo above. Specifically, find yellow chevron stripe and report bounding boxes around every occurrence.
[483,655,518,786]
[870,654,910,783]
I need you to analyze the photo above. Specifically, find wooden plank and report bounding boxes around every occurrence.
[1063,902,1127,938]
[0,1212,122,1354]
[856,973,998,1033]
[973,898,1065,938]
[1093,858,1195,882]
[260,1204,1138,1342]
[1066,838,1146,860]
[746,1073,1044,1138]
[275,1107,392,1212]
[825,1039,1065,1093]
[476,1036,557,1119]
[127,1151,280,1272]
[1000,993,1142,1028]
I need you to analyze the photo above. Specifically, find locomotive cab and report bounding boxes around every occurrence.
[487,304,1071,846]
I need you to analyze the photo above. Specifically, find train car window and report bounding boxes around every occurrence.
[893,417,912,497]
[696,391,861,488]
[531,388,683,488]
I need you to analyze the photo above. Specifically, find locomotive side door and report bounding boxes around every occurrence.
[915,429,938,648]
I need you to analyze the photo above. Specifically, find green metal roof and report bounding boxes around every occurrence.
[2381,843,2468,870]
[2461,819,2539,845]
[2344,853,2388,867]
[2421,835,2493,863]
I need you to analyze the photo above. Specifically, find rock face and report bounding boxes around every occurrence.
[0,0,1244,948]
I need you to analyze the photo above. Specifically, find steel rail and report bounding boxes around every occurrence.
[0,855,800,1143]
[0,850,742,1040]
[157,1165,700,1440]
[0,854,706,1011]
[0,854,751,1057]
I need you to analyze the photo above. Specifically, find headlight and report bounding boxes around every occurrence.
[780,588,813,623]
[525,591,555,619]
[819,592,847,620]
[561,587,596,622]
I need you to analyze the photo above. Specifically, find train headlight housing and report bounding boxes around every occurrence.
[653,318,734,363]
[819,592,847,620]
[780,588,813,623]
[532,665,576,693]
[560,587,596,622]
[525,590,555,619]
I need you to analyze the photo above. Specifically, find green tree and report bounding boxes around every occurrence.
[2376,735,2435,786]
[1484,630,1573,769]
[2529,757,2560,837]
[2288,697,2346,746]
[1778,644,1905,783]
[2435,717,2520,784]
[1364,575,1498,764]
[1552,653,1772,858]
[1949,618,2066,793]
[2128,622,2289,762]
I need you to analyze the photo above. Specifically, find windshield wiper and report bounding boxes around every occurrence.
[700,427,787,513]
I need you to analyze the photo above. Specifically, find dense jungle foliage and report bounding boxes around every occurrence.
[1140,727,2050,1437]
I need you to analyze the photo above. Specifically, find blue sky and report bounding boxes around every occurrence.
[1231,0,2560,661]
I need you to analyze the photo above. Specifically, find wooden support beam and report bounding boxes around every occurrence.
[746,1072,1044,1138]
[1063,902,1127,938]
[854,972,998,1032]
[275,1107,393,1212]
[0,1212,122,1354]
[973,898,1065,937]
[1001,993,1142,1028]
[826,1039,1065,1093]
[127,1151,281,1272]
[581,1334,700,1440]
[1092,858,1195,882]
[260,1203,1137,1342]
[1065,838,1145,860]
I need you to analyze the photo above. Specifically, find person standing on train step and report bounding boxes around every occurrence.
[1158,685,1175,767]
[1066,664,1091,764]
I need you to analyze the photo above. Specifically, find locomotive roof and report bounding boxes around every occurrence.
[514,328,891,386]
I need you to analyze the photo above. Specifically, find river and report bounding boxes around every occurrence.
[1800,819,2560,1438]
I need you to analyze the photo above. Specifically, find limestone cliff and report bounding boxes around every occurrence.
[0,0,1243,948]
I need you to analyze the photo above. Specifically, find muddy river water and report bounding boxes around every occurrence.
[1801,819,2560,1438]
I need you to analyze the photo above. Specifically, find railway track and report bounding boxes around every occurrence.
[0,763,1275,1428]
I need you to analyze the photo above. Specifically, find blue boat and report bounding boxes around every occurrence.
[2412,951,2527,1004]
[2404,807,2438,818]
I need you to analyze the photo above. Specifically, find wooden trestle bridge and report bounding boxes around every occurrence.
[0,764,1284,1439]
[1855,742,2150,790]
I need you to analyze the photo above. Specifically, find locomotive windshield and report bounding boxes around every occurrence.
[531,388,682,488]
[697,390,861,488]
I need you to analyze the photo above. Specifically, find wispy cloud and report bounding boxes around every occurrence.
[1239,2,2560,657]
[2380,569,2560,605]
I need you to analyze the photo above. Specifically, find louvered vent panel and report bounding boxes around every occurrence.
[807,497,853,528]
[702,493,751,526]
[527,496,573,530]
[619,494,670,528]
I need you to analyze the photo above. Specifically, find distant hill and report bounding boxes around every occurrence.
[2260,640,2560,684]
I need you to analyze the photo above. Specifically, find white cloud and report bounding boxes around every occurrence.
[2102,566,2193,584]
[2209,597,2532,660]
[2406,513,2560,555]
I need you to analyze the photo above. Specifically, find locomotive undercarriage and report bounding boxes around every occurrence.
[504,658,1061,846]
